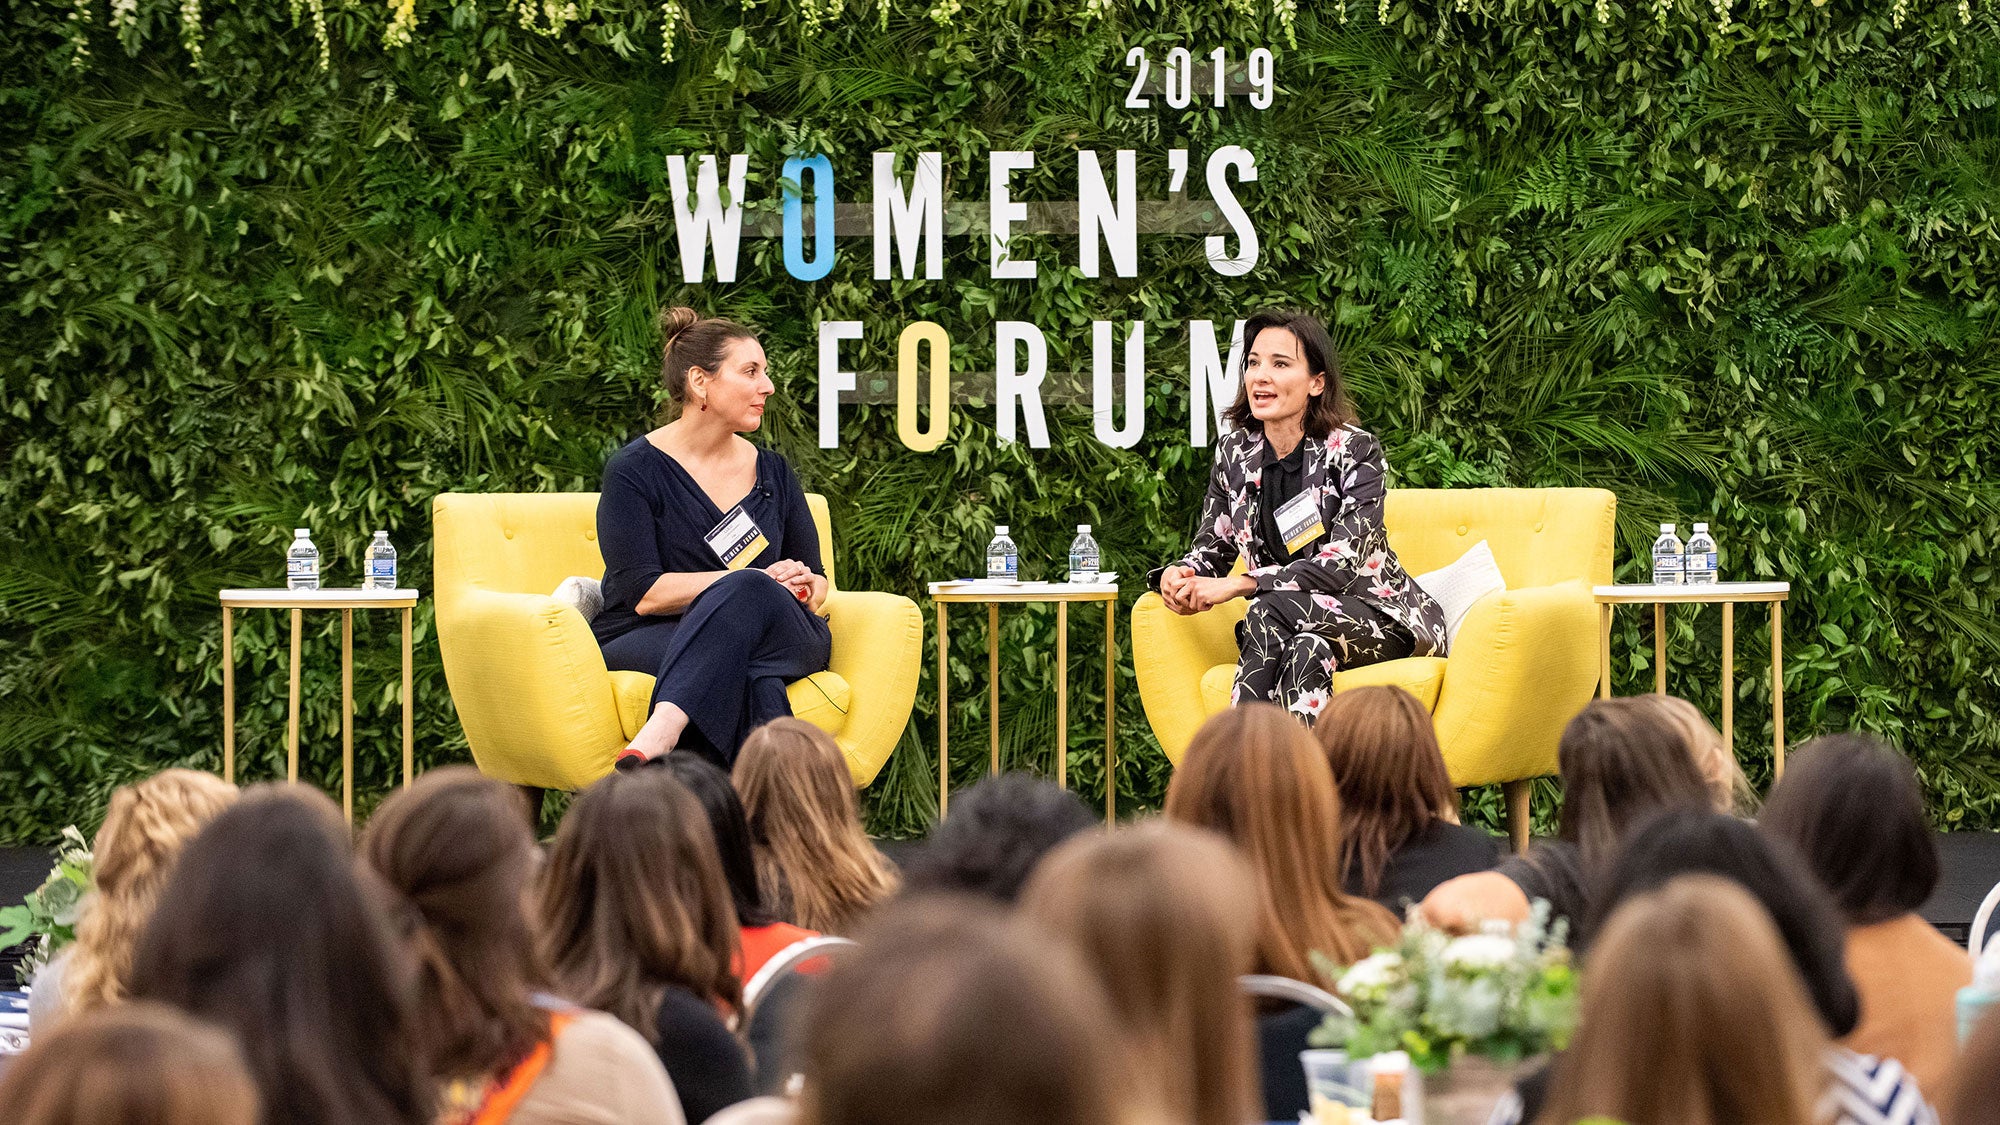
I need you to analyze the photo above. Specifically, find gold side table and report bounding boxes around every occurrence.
[928,582,1120,825]
[1593,581,1790,778]
[220,588,419,820]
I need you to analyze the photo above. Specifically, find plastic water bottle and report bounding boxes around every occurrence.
[986,525,1019,581]
[287,529,320,591]
[1958,945,2000,1041]
[1650,523,1684,586]
[364,531,398,590]
[1685,522,1719,585]
[1068,524,1101,584]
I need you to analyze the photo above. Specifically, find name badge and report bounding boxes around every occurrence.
[1274,489,1325,555]
[705,505,770,570]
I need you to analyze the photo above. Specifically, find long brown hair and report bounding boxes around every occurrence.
[537,769,742,1040]
[1020,823,1263,1125]
[735,718,898,934]
[1220,310,1356,438]
[1316,686,1459,899]
[0,1002,261,1125]
[64,769,238,1017]
[1556,697,1715,872]
[130,785,432,1125]
[360,767,548,1082]
[1537,876,1828,1125]
[1164,704,1399,977]
[797,895,1148,1125]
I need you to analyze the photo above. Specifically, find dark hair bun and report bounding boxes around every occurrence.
[659,305,700,345]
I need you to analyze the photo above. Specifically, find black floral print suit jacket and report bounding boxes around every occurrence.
[1171,423,1450,656]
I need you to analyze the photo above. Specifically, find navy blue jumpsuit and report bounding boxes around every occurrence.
[592,437,833,768]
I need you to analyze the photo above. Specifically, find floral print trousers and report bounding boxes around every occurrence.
[1232,590,1416,725]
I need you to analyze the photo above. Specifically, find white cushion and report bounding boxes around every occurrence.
[1412,540,1505,648]
[552,575,603,622]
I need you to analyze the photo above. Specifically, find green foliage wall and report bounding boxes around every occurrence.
[3,0,1998,843]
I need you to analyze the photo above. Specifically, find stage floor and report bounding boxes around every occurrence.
[3,832,1997,978]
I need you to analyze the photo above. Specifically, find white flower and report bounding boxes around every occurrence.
[1289,688,1330,719]
[1339,951,1405,997]
[658,0,683,59]
[1441,933,1518,972]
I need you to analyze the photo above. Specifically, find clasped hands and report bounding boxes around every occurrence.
[763,559,828,610]
[1157,566,1257,616]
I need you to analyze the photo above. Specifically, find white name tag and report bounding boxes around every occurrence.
[1274,488,1325,554]
[705,506,770,570]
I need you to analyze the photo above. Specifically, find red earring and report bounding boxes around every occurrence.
[700,401,709,412]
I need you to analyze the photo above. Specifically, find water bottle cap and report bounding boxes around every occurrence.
[294,528,309,536]
[1660,523,1675,533]
[995,526,1009,536]
[1694,522,1709,532]
[373,530,387,538]
[1078,524,1091,533]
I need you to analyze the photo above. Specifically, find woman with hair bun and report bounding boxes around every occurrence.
[595,307,833,769]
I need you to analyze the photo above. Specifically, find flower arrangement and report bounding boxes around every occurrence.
[1311,901,1579,1074]
[0,827,94,987]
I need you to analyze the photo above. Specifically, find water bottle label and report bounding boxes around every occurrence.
[987,554,1007,579]
[288,558,317,578]
[368,560,396,578]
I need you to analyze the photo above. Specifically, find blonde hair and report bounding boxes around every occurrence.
[735,718,898,934]
[1642,693,1754,815]
[1164,704,1399,977]
[65,769,238,1016]
[1021,822,1262,1125]
[1536,875,1828,1125]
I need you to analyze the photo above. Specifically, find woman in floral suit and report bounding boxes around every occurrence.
[1154,311,1447,725]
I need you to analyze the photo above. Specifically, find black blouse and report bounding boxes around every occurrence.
[1254,438,1310,564]
[593,438,823,646]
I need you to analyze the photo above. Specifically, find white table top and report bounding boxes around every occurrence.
[1593,581,1789,603]
[929,578,1120,602]
[220,588,421,608]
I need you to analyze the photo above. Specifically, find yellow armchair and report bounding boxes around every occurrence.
[432,492,923,792]
[1132,488,1616,845]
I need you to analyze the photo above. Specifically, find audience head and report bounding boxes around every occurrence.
[901,772,1097,903]
[131,784,431,1125]
[1537,876,1828,1125]
[1165,703,1398,976]
[798,895,1140,1125]
[0,1002,261,1125]
[1640,692,1751,814]
[359,767,547,1082]
[1315,685,1459,898]
[1760,732,1938,927]
[64,769,238,1017]
[538,768,742,1036]
[1020,822,1262,1125]
[1589,808,1860,1036]
[660,752,780,928]
[735,718,897,934]
[1555,697,1714,870]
